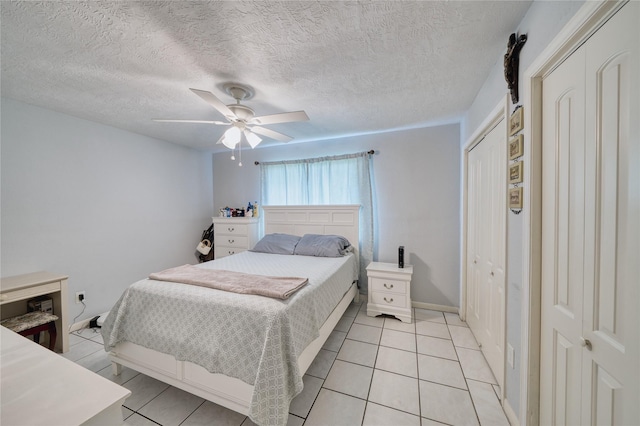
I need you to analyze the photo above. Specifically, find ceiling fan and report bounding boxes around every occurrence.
[154,83,309,150]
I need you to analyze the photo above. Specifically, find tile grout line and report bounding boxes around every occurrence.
[449,320,483,426]
[414,308,423,421]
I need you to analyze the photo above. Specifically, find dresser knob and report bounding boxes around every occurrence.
[228,227,234,232]
[228,239,234,244]
[228,250,235,255]
[383,297,394,303]
[383,283,394,289]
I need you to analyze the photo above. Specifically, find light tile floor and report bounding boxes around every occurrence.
[64,301,510,425]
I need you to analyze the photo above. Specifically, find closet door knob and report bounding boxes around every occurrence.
[383,297,394,303]
[490,271,494,276]
[580,337,592,351]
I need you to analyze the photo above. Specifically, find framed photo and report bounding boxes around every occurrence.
[509,134,524,160]
[509,107,524,136]
[509,161,523,184]
[509,187,523,209]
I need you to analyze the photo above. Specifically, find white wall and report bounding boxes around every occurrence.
[213,124,461,308]
[1,98,214,322]
[463,0,585,416]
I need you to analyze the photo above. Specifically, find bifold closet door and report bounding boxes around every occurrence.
[466,119,506,388]
[540,2,639,424]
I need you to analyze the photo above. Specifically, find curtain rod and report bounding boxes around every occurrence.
[254,150,375,165]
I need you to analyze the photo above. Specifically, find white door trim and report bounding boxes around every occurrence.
[519,1,628,424]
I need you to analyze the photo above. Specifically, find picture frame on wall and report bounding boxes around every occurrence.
[509,107,524,136]
[509,161,523,184]
[509,187,523,209]
[509,134,524,160]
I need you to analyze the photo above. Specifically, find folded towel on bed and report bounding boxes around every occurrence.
[149,265,308,299]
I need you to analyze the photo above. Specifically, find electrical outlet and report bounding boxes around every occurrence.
[507,343,515,369]
[75,291,86,304]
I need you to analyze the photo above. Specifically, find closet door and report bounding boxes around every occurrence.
[540,3,639,424]
[466,120,506,388]
[540,45,586,426]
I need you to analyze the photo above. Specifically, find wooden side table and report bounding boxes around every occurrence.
[366,262,413,323]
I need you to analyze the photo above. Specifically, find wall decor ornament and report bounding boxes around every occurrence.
[509,187,523,210]
[509,106,524,136]
[504,32,527,104]
[509,134,524,160]
[509,161,524,184]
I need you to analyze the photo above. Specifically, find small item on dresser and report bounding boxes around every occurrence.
[254,202,259,217]
[398,246,404,268]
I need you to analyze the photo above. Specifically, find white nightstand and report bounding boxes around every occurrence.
[366,262,413,323]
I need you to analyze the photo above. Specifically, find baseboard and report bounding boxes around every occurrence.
[503,397,520,426]
[412,301,458,314]
[69,318,91,333]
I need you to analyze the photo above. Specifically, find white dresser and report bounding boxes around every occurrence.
[211,217,259,259]
[366,262,413,323]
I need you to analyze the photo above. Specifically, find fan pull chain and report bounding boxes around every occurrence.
[238,139,243,166]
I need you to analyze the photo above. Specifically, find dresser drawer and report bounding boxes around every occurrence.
[370,277,407,294]
[370,291,406,308]
[215,246,247,259]
[216,236,248,248]
[215,224,249,236]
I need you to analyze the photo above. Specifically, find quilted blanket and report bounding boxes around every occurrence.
[102,251,357,426]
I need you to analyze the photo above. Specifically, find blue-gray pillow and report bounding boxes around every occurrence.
[293,234,352,257]
[251,233,301,255]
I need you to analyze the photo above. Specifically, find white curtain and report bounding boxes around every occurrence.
[260,152,374,287]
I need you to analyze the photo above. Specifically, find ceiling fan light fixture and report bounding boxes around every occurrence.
[222,126,241,148]
[244,130,262,148]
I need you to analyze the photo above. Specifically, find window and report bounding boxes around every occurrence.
[260,152,374,283]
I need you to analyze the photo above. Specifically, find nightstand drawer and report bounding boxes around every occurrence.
[370,291,406,308]
[370,277,407,294]
[215,224,249,236]
[215,246,247,258]
[216,236,248,248]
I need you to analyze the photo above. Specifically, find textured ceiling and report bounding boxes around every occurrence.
[1,1,532,151]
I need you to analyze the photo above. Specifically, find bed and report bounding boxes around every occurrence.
[102,205,360,426]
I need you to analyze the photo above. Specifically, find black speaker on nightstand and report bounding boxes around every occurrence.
[398,246,404,268]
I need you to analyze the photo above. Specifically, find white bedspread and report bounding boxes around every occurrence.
[102,251,357,426]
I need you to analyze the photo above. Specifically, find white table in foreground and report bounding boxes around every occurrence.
[366,262,413,323]
[1,326,130,426]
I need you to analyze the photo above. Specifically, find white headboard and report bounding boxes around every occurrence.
[263,205,360,257]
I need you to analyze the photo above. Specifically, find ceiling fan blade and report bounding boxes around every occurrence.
[153,119,229,125]
[250,126,293,142]
[189,88,236,120]
[250,110,309,125]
